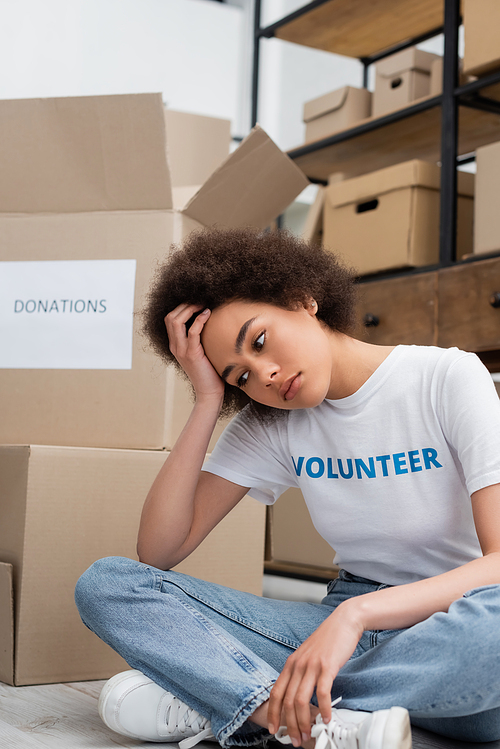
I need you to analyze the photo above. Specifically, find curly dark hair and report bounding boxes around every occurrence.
[141,226,357,419]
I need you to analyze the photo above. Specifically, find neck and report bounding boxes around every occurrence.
[325,333,396,400]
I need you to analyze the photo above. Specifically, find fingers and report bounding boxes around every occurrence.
[268,665,324,746]
[268,653,338,746]
[164,304,209,360]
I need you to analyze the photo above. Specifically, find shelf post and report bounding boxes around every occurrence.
[251,0,262,127]
[439,0,460,266]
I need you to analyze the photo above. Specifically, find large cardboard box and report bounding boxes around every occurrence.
[0,94,309,451]
[303,86,371,143]
[463,0,500,76]
[266,488,338,573]
[373,47,441,118]
[0,444,266,686]
[324,160,474,276]
[474,140,500,255]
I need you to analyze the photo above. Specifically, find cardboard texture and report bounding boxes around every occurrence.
[268,488,337,570]
[0,444,267,686]
[463,0,500,76]
[301,186,325,245]
[474,140,500,255]
[0,93,308,450]
[429,58,473,97]
[303,86,371,143]
[324,160,474,276]
[373,47,441,118]
[0,563,14,682]
[164,108,231,190]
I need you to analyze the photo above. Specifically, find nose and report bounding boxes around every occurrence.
[259,362,279,387]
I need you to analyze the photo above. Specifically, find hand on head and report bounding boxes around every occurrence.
[164,304,225,403]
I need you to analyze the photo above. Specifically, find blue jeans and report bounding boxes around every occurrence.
[75,558,500,746]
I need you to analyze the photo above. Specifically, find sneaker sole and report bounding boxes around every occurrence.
[98,669,149,735]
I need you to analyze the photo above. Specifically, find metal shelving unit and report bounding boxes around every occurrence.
[252,0,500,271]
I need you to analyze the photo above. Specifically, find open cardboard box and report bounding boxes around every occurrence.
[0,93,309,451]
[0,444,266,686]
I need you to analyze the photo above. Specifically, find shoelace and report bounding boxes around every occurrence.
[311,699,359,749]
[165,696,215,749]
[275,697,346,747]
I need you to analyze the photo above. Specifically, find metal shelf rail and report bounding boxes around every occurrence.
[252,0,500,269]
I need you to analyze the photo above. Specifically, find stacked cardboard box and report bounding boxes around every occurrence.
[373,47,441,118]
[0,93,309,685]
[302,86,372,143]
[463,0,500,77]
[474,141,500,256]
[323,159,474,276]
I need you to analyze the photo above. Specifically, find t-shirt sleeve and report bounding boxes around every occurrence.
[202,409,297,505]
[437,351,500,496]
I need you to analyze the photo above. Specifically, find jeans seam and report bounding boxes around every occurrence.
[158,574,302,651]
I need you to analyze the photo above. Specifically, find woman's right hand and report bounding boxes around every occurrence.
[165,304,225,403]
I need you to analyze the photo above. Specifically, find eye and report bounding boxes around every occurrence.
[253,332,265,351]
[237,371,249,388]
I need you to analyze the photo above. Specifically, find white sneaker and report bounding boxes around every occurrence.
[98,669,216,747]
[276,699,411,749]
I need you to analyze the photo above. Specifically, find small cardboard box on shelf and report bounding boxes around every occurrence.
[0,93,309,450]
[0,444,266,686]
[463,0,500,76]
[474,140,500,255]
[373,47,441,118]
[302,86,372,143]
[323,159,474,276]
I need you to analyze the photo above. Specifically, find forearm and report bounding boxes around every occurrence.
[342,552,500,633]
[137,393,223,568]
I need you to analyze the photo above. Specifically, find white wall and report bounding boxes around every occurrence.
[0,0,245,133]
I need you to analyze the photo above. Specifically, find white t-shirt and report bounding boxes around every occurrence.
[203,346,500,585]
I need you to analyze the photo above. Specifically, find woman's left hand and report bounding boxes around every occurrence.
[267,603,364,746]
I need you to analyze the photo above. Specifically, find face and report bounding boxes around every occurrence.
[201,300,335,410]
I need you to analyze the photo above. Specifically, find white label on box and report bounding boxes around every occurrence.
[0,260,136,369]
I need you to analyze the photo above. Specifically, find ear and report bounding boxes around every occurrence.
[304,298,318,317]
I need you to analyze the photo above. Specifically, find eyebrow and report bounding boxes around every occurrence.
[221,317,257,382]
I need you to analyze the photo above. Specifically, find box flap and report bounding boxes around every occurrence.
[327,160,442,208]
[164,109,231,188]
[376,48,440,78]
[303,87,349,123]
[0,562,14,685]
[0,93,173,214]
[182,125,309,229]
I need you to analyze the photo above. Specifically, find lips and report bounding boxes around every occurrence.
[280,373,302,401]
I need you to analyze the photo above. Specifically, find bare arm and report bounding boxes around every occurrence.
[137,304,249,570]
[267,482,500,743]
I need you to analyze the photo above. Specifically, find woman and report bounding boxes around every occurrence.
[75,227,500,749]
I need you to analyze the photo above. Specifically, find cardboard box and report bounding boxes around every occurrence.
[0,94,309,450]
[164,108,231,192]
[324,160,474,276]
[373,47,441,118]
[463,0,500,76]
[303,86,371,143]
[266,488,337,572]
[474,140,500,255]
[301,186,325,246]
[429,57,475,97]
[0,444,267,686]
